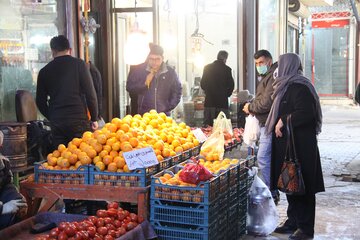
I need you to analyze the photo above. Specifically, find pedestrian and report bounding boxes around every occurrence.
[266,53,324,240]
[200,50,234,126]
[242,49,279,203]
[88,61,105,128]
[36,35,98,151]
[126,43,182,116]
[355,82,360,104]
[0,131,28,230]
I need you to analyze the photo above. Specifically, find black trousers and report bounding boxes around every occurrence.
[50,119,92,151]
[203,107,230,127]
[285,193,316,236]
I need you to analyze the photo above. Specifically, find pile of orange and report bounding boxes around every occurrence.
[42,110,200,173]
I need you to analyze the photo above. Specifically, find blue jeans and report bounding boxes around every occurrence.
[257,127,272,189]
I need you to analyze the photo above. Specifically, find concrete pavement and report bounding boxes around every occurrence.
[241,104,360,240]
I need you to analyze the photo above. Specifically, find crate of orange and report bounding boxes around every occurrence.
[34,161,89,184]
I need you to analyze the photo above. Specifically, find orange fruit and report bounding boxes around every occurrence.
[59,158,70,168]
[111,117,122,127]
[68,153,78,165]
[149,119,158,128]
[99,150,109,158]
[79,154,92,165]
[162,148,171,158]
[107,162,117,172]
[121,142,133,152]
[114,156,126,169]
[129,137,139,148]
[58,144,66,153]
[172,139,181,148]
[82,131,93,139]
[71,138,82,147]
[86,148,97,159]
[123,164,130,172]
[103,145,112,153]
[95,161,105,171]
[157,155,164,162]
[163,173,172,180]
[153,140,164,151]
[93,156,102,164]
[75,161,82,169]
[106,137,117,146]
[174,146,183,153]
[111,142,121,151]
[92,142,103,153]
[47,156,58,166]
[119,133,130,143]
[102,155,113,166]
[120,123,130,132]
[106,123,118,133]
[109,150,119,158]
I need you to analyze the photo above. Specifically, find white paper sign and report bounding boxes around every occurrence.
[192,128,208,143]
[123,147,159,170]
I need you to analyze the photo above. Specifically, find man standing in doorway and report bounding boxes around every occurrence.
[201,50,234,126]
[243,49,279,204]
[36,35,98,150]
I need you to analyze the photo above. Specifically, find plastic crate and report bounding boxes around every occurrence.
[88,163,158,186]
[152,219,223,240]
[150,198,220,227]
[246,155,256,168]
[151,164,221,205]
[191,145,201,157]
[34,162,89,184]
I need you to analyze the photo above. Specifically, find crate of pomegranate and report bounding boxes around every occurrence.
[34,161,90,184]
[151,158,242,205]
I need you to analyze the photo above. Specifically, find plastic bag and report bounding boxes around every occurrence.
[179,162,213,185]
[246,167,279,236]
[213,111,233,137]
[243,115,260,148]
[199,129,225,161]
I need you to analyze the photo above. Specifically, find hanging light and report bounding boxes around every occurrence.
[124,0,149,65]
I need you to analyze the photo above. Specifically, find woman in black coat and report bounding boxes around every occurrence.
[265,53,325,240]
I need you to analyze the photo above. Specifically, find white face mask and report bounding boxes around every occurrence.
[273,67,278,79]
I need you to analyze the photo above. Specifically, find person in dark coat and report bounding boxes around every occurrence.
[355,82,360,104]
[265,53,324,240]
[243,50,279,203]
[36,35,98,150]
[126,43,182,116]
[200,50,234,126]
[0,131,27,230]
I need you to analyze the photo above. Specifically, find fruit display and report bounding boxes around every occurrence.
[151,157,242,204]
[35,202,144,240]
[41,110,200,173]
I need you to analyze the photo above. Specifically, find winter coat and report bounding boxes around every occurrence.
[200,60,234,109]
[270,83,325,194]
[248,62,278,126]
[89,62,103,119]
[126,62,182,116]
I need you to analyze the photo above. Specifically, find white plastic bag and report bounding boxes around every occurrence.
[246,167,279,236]
[243,115,260,148]
[213,111,233,136]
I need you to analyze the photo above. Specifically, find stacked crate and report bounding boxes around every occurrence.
[150,157,252,240]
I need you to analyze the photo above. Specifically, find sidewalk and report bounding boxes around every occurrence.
[241,104,360,240]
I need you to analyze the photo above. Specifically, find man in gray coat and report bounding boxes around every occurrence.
[243,49,279,203]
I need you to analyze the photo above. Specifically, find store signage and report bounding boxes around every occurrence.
[192,128,207,143]
[123,147,159,170]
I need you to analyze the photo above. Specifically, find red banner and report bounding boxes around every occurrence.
[312,19,349,28]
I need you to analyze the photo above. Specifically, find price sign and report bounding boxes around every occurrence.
[123,147,159,170]
[192,128,207,143]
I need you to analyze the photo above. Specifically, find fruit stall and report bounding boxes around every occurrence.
[0,110,253,240]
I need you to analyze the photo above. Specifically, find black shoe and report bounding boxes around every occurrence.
[288,229,314,240]
[274,223,297,234]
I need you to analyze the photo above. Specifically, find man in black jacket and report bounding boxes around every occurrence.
[243,49,279,203]
[201,50,234,126]
[36,35,98,150]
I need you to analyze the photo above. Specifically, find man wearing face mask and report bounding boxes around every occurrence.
[243,49,279,204]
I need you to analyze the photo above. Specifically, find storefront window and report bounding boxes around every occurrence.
[0,0,66,121]
[258,0,280,61]
[158,0,238,125]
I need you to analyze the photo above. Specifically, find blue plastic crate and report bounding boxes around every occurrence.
[88,164,156,186]
[34,162,89,184]
[190,145,201,157]
[150,199,220,227]
[151,164,221,204]
[151,220,221,240]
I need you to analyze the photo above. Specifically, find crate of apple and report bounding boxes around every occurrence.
[35,202,144,240]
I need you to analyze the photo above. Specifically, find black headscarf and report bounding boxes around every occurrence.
[265,53,322,135]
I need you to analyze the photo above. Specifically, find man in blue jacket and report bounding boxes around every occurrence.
[126,43,182,116]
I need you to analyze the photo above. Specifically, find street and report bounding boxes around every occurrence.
[242,104,360,240]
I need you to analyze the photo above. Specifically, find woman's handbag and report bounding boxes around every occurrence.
[277,115,306,195]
